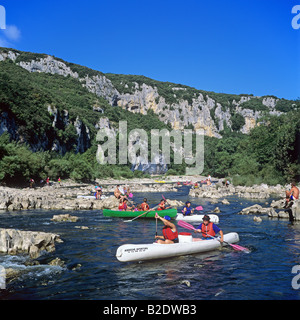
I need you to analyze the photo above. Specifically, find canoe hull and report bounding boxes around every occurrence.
[103,208,177,218]
[116,232,239,262]
[176,213,219,223]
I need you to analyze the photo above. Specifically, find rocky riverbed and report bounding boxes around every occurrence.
[189,182,286,199]
[0,179,179,211]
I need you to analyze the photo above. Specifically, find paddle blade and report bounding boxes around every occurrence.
[195,206,203,211]
[178,220,197,231]
[230,244,250,253]
[128,193,133,198]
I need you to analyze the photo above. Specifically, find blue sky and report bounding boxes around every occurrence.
[0,0,299,100]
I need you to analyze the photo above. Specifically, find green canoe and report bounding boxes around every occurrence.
[102,208,177,219]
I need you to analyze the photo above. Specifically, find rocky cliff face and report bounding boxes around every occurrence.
[0,49,290,141]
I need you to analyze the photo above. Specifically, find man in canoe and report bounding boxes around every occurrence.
[182,201,194,216]
[284,181,299,208]
[194,215,223,243]
[140,198,150,211]
[155,213,179,244]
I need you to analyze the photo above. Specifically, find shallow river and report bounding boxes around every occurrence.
[1,186,300,300]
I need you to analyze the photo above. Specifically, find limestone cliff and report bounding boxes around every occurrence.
[0,48,296,141]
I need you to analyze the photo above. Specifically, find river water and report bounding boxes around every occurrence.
[0,185,300,300]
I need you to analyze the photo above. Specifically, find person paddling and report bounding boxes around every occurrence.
[194,215,223,243]
[157,199,171,211]
[155,213,179,244]
[119,198,135,211]
[182,201,194,216]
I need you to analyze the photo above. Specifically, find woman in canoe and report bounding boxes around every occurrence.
[194,215,223,243]
[157,199,171,211]
[155,214,179,244]
[182,201,194,216]
[118,198,135,211]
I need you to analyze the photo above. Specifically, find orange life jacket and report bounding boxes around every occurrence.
[162,226,178,241]
[201,222,215,238]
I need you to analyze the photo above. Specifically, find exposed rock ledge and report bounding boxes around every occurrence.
[189,183,285,199]
[0,228,62,258]
[238,200,300,221]
[0,182,176,211]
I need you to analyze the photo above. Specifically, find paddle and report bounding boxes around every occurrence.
[177,220,250,253]
[182,205,203,214]
[161,194,172,210]
[124,205,159,223]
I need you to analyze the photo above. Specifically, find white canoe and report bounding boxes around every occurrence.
[116,232,239,262]
[176,213,219,223]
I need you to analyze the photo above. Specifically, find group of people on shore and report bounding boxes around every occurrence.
[29,177,61,188]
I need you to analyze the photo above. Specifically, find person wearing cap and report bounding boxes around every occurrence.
[182,201,194,216]
[194,215,223,243]
[155,213,179,244]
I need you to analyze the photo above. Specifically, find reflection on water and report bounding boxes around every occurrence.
[0,188,300,300]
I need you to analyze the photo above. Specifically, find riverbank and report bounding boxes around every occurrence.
[0,176,295,212]
[0,175,206,211]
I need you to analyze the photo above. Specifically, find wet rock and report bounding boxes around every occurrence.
[253,216,262,222]
[48,257,65,267]
[239,204,275,216]
[180,280,191,287]
[0,228,62,258]
[51,214,79,222]
[221,199,230,205]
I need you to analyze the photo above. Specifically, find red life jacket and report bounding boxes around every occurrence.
[141,203,149,211]
[201,222,215,238]
[162,226,178,241]
[157,202,165,211]
[119,202,127,210]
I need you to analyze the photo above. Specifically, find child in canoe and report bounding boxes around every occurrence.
[182,201,194,216]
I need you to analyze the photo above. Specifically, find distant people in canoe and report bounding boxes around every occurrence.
[182,201,194,216]
[284,181,299,208]
[157,199,171,210]
[155,213,179,244]
[118,198,135,211]
[194,215,223,243]
[140,198,150,211]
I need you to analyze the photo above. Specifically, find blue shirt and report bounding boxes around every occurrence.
[183,206,192,216]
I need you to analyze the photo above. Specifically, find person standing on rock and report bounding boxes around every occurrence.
[114,185,121,199]
[284,181,299,208]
